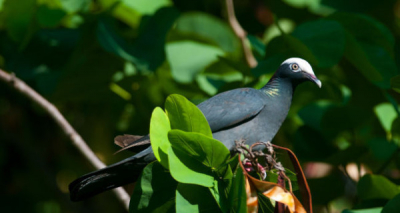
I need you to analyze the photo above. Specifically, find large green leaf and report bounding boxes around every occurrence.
[357,174,400,200]
[165,94,212,137]
[227,166,247,213]
[382,193,400,213]
[172,12,241,60]
[292,19,346,68]
[150,107,171,169]
[129,162,177,213]
[166,41,225,83]
[168,130,230,172]
[175,183,221,213]
[168,146,215,187]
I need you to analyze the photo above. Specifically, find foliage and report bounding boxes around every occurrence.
[1,0,400,212]
[130,94,235,212]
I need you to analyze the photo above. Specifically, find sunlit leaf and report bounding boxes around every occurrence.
[166,41,225,83]
[168,130,230,171]
[165,94,212,137]
[374,103,398,137]
[171,12,241,60]
[122,0,171,15]
[168,146,214,187]
[150,107,171,169]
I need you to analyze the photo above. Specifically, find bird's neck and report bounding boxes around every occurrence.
[260,76,294,99]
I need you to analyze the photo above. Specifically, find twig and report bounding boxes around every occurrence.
[225,0,258,68]
[0,69,130,210]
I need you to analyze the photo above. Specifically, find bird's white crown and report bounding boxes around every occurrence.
[281,58,315,76]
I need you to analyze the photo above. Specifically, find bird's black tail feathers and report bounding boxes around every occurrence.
[69,147,155,201]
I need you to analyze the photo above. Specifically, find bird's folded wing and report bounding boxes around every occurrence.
[197,88,266,132]
[114,135,150,153]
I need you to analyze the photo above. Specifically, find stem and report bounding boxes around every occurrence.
[0,69,130,210]
[225,0,258,68]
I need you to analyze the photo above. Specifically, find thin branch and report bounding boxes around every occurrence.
[225,0,258,68]
[0,69,130,210]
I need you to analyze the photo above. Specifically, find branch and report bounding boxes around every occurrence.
[225,0,258,68]
[0,69,130,210]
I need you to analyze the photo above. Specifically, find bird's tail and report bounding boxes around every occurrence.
[69,147,155,201]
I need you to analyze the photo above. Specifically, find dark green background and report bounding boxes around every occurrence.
[1,0,400,212]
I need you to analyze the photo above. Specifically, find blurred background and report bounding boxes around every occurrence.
[0,0,400,212]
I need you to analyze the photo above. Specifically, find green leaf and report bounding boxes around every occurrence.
[292,19,346,68]
[374,103,398,137]
[168,146,215,187]
[122,0,171,15]
[328,13,394,51]
[209,178,231,212]
[98,7,180,71]
[170,12,241,60]
[357,174,400,200]
[382,193,400,213]
[168,130,230,171]
[197,59,244,95]
[175,183,221,213]
[36,5,66,28]
[367,137,397,161]
[298,101,336,131]
[228,166,248,213]
[165,94,212,137]
[327,13,397,89]
[257,192,274,213]
[1,0,36,42]
[150,107,171,169]
[166,41,225,83]
[342,208,383,213]
[129,162,177,213]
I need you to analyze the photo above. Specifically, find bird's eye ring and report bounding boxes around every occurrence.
[291,63,299,71]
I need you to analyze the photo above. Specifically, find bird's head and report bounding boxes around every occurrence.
[276,58,321,88]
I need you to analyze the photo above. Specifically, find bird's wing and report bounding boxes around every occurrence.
[197,88,267,132]
[114,135,150,154]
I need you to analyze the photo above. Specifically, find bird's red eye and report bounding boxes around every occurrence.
[291,63,299,71]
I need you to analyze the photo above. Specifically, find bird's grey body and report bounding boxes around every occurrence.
[69,58,321,201]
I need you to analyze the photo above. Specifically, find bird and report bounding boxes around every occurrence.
[69,57,321,201]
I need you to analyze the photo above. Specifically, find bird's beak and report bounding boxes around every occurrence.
[314,78,322,88]
[308,74,322,88]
